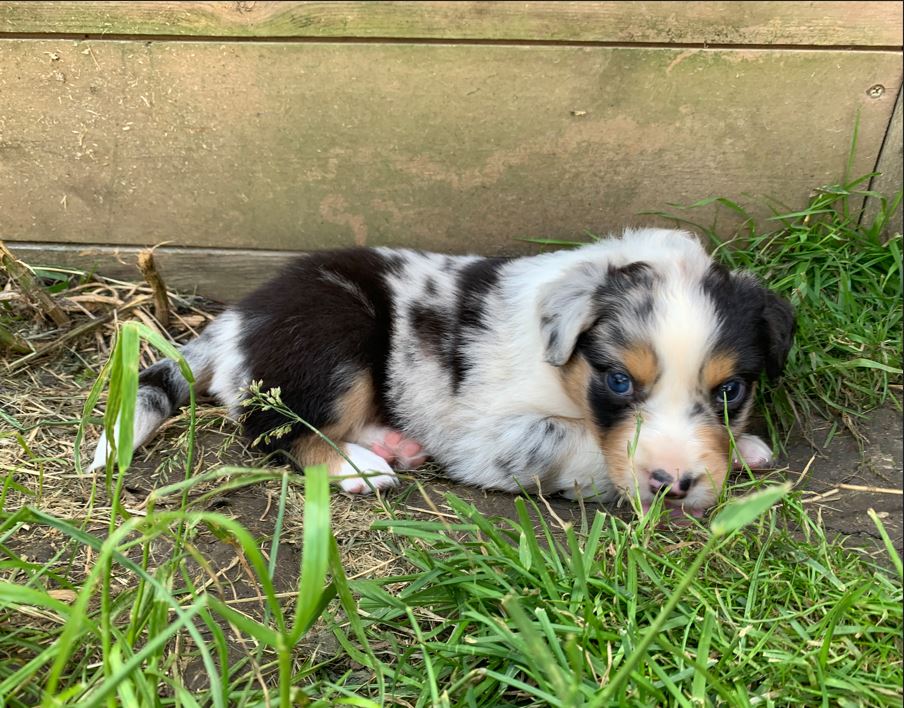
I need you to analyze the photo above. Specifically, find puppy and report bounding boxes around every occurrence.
[90,228,794,516]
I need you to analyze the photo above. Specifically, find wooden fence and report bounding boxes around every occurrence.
[1,2,901,299]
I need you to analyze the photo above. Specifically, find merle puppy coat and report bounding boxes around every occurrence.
[92,228,795,516]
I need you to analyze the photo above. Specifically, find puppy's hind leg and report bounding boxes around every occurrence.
[335,443,400,494]
[284,372,401,494]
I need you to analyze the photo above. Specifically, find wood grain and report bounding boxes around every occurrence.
[0,2,900,46]
[0,40,900,256]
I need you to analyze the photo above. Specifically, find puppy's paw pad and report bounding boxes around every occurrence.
[335,443,400,495]
[733,434,774,469]
[359,426,428,468]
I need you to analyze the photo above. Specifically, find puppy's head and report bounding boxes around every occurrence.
[541,230,795,513]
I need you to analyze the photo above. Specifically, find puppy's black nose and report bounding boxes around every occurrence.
[648,469,674,494]
[649,469,697,499]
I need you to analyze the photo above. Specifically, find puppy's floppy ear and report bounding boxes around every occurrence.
[762,291,795,379]
[538,262,607,366]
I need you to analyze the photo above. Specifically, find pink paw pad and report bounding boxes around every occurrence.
[367,429,428,469]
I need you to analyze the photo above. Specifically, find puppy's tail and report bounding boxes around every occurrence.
[88,311,242,470]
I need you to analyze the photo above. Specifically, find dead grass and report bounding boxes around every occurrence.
[0,260,414,594]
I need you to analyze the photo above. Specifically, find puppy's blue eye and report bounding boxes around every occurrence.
[715,378,746,406]
[606,371,634,396]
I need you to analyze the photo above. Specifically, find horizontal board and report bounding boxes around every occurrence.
[0,40,900,255]
[0,1,901,46]
[6,243,293,302]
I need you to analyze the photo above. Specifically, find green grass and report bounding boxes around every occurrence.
[355,484,902,707]
[2,433,901,705]
[1,177,902,706]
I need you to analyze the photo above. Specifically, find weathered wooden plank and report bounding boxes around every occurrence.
[864,85,903,238]
[6,243,292,302]
[0,2,900,46]
[0,40,900,254]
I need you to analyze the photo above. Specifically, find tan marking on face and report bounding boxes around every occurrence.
[291,371,378,471]
[596,416,641,496]
[560,354,593,419]
[621,343,659,389]
[702,352,738,392]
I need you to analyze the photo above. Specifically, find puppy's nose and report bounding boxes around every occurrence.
[649,469,697,498]
[648,468,674,494]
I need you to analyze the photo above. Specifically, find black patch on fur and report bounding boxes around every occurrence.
[449,257,509,392]
[379,252,407,273]
[410,304,453,366]
[494,455,520,480]
[456,258,508,331]
[541,417,568,445]
[701,263,795,421]
[609,261,654,284]
[492,416,568,487]
[570,261,658,366]
[237,248,398,454]
[634,294,655,322]
[702,264,796,381]
[138,360,190,417]
[407,258,509,392]
[593,262,655,319]
[423,278,437,297]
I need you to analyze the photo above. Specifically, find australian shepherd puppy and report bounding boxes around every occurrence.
[91,228,795,517]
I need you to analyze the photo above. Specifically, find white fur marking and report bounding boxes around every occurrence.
[205,311,248,414]
[335,442,399,494]
[88,406,167,470]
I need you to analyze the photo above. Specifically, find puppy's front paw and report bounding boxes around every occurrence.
[733,434,774,470]
[335,443,400,494]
